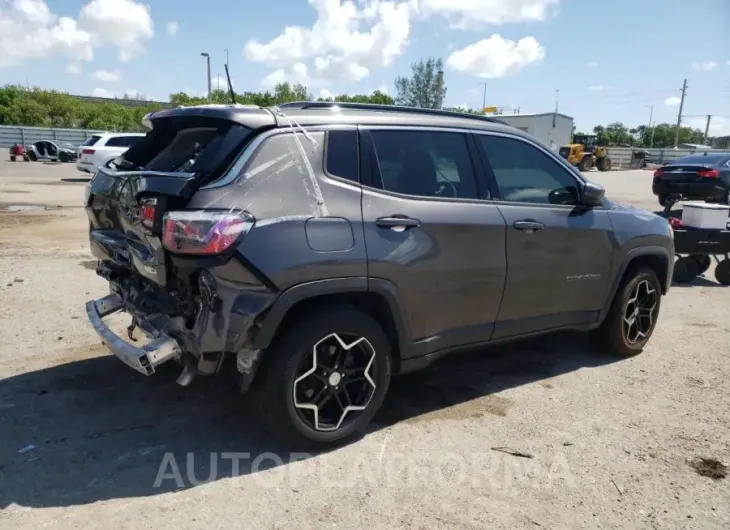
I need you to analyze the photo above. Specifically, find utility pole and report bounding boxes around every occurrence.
[224,49,229,69]
[673,78,687,148]
[201,52,212,103]
[703,114,712,146]
[645,104,654,147]
[480,82,487,111]
[434,70,444,110]
[554,89,560,113]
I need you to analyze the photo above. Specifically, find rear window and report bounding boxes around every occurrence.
[82,135,101,147]
[116,119,251,173]
[671,153,730,165]
[105,135,143,148]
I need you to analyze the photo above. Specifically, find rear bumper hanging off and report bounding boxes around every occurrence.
[85,294,181,375]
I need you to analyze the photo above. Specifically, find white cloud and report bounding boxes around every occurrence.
[588,85,606,91]
[245,0,411,86]
[0,0,93,68]
[665,96,681,106]
[78,0,154,62]
[0,0,153,70]
[691,60,717,71]
[685,116,730,136]
[93,69,121,82]
[411,0,559,30]
[91,87,115,98]
[166,21,178,36]
[378,83,389,94]
[446,34,545,78]
[587,60,598,67]
[318,88,334,99]
[66,63,82,74]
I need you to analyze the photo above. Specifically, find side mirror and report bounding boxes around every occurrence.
[548,187,580,205]
[581,180,605,206]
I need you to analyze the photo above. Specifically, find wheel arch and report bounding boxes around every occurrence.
[599,246,672,322]
[253,277,411,370]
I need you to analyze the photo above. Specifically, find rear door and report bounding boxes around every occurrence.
[474,132,614,339]
[360,127,507,357]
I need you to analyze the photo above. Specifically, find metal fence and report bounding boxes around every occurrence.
[0,125,106,148]
[606,147,720,168]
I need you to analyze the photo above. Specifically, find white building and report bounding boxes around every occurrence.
[495,112,574,152]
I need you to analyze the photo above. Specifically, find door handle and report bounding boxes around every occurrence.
[376,216,421,231]
[513,220,546,232]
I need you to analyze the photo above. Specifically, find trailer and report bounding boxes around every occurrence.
[669,217,730,285]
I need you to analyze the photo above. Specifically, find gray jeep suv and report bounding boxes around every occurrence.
[84,102,675,447]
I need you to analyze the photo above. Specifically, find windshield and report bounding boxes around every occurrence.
[670,153,730,166]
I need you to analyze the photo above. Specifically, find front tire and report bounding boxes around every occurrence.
[254,307,392,448]
[27,151,37,162]
[597,157,612,171]
[59,152,69,163]
[591,268,662,356]
[579,156,592,172]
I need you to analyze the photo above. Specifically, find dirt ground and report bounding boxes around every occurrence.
[0,159,728,529]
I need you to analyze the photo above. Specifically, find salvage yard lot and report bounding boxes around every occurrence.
[0,160,728,529]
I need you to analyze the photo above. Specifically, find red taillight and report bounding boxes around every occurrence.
[668,217,683,229]
[162,210,254,255]
[82,148,95,155]
[697,168,719,178]
[139,198,157,228]
[653,169,664,177]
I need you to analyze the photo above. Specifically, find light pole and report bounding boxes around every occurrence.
[201,52,212,103]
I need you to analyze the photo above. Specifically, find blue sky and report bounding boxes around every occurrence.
[1,0,729,134]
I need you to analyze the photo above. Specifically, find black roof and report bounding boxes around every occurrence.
[145,101,520,135]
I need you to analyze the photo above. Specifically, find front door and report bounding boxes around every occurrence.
[475,132,614,339]
[360,127,507,357]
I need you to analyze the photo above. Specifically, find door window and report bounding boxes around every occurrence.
[370,130,479,200]
[478,134,582,205]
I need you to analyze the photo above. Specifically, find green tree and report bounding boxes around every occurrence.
[394,57,446,108]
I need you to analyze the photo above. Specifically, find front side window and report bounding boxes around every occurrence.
[369,130,479,200]
[478,134,582,205]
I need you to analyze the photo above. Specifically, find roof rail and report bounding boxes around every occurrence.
[277,101,508,125]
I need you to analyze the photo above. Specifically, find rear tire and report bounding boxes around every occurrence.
[28,151,37,162]
[658,194,670,207]
[579,156,592,172]
[10,155,16,162]
[591,268,662,356]
[254,307,392,449]
[59,152,69,163]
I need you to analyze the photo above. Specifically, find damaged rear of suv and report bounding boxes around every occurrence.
[86,102,674,448]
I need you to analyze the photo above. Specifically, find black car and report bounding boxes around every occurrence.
[84,102,674,447]
[652,152,730,207]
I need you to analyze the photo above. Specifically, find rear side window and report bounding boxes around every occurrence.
[105,135,143,148]
[82,135,101,147]
[369,130,479,200]
[325,130,359,183]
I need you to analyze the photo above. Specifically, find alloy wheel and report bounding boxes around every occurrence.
[293,332,377,432]
[622,280,658,345]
